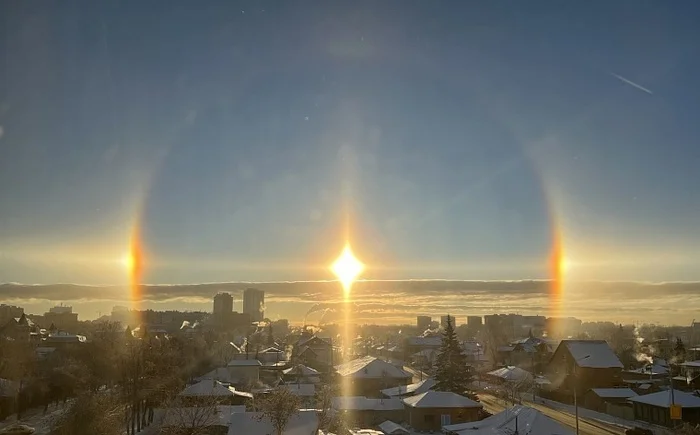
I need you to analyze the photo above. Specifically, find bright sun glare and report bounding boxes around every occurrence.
[331,244,364,293]
[121,253,135,272]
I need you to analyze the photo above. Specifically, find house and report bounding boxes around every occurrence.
[295,334,334,370]
[377,420,409,435]
[179,379,252,406]
[159,405,245,435]
[405,336,442,356]
[227,359,261,385]
[628,389,700,427]
[335,356,412,397]
[227,409,318,435]
[443,405,573,435]
[280,383,316,407]
[381,378,436,398]
[282,364,321,384]
[258,346,287,365]
[43,332,87,349]
[403,391,482,431]
[582,388,637,412]
[622,359,669,381]
[332,396,405,427]
[545,340,623,401]
[486,366,532,384]
[0,314,37,341]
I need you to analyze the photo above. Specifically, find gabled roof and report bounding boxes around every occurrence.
[403,391,482,409]
[560,340,623,369]
[179,380,236,397]
[281,383,315,397]
[406,336,442,347]
[332,396,404,411]
[197,367,237,383]
[283,364,321,377]
[589,388,637,399]
[378,420,409,435]
[443,405,573,435]
[335,356,411,379]
[681,360,700,368]
[629,390,700,408]
[381,378,436,398]
[487,366,532,383]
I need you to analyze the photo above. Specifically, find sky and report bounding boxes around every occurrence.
[1,1,699,294]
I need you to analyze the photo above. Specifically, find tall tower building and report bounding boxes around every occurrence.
[213,293,234,315]
[243,288,264,322]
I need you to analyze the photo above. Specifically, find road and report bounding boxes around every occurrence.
[479,394,627,435]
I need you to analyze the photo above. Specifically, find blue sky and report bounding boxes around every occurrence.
[1,1,699,285]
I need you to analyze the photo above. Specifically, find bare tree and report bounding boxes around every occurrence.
[502,377,534,406]
[51,392,125,435]
[159,395,223,435]
[255,388,301,435]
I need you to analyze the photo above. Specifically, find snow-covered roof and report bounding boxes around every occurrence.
[406,336,442,347]
[381,378,436,398]
[332,396,404,411]
[197,367,237,383]
[179,380,236,397]
[403,391,482,409]
[561,340,623,369]
[443,405,573,435]
[261,346,283,353]
[283,364,320,377]
[629,390,700,408]
[589,388,637,399]
[227,359,262,367]
[625,364,669,375]
[377,420,409,435]
[335,356,411,379]
[282,383,315,397]
[227,410,318,435]
[681,360,700,368]
[487,366,533,383]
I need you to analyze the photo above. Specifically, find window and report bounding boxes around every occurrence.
[441,414,451,426]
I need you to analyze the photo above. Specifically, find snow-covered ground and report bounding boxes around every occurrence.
[0,403,71,435]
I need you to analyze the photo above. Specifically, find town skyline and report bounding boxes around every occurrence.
[2,278,698,326]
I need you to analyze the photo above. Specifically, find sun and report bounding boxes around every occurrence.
[121,252,135,273]
[331,244,364,293]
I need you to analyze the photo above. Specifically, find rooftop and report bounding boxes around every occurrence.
[403,391,482,409]
[335,356,411,379]
[227,359,262,367]
[179,380,236,397]
[443,405,573,435]
[561,340,623,369]
[589,388,637,399]
[628,390,700,408]
[332,396,404,411]
[381,378,436,398]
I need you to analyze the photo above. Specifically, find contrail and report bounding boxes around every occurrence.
[610,72,653,95]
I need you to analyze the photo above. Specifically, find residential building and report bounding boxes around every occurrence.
[227,410,318,435]
[582,388,637,413]
[213,292,234,315]
[381,378,436,398]
[282,364,321,384]
[226,359,262,386]
[243,288,264,322]
[545,340,623,401]
[0,304,23,325]
[467,316,482,328]
[335,356,412,397]
[403,391,482,431]
[629,390,700,427]
[178,379,252,406]
[441,315,456,328]
[332,396,405,427]
[417,316,431,331]
[545,316,583,338]
[0,313,37,341]
[443,405,573,435]
[295,333,334,371]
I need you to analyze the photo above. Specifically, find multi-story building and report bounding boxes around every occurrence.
[44,305,78,330]
[417,316,431,331]
[213,292,234,315]
[243,288,264,322]
[467,316,482,328]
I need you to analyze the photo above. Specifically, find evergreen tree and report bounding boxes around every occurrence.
[434,315,472,394]
[267,323,275,346]
[675,337,686,362]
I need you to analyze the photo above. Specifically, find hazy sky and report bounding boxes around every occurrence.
[1,1,699,286]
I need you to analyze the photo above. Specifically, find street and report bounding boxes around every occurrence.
[479,394,627,435]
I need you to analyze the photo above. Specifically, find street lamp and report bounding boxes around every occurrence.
[572,354,590,435]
